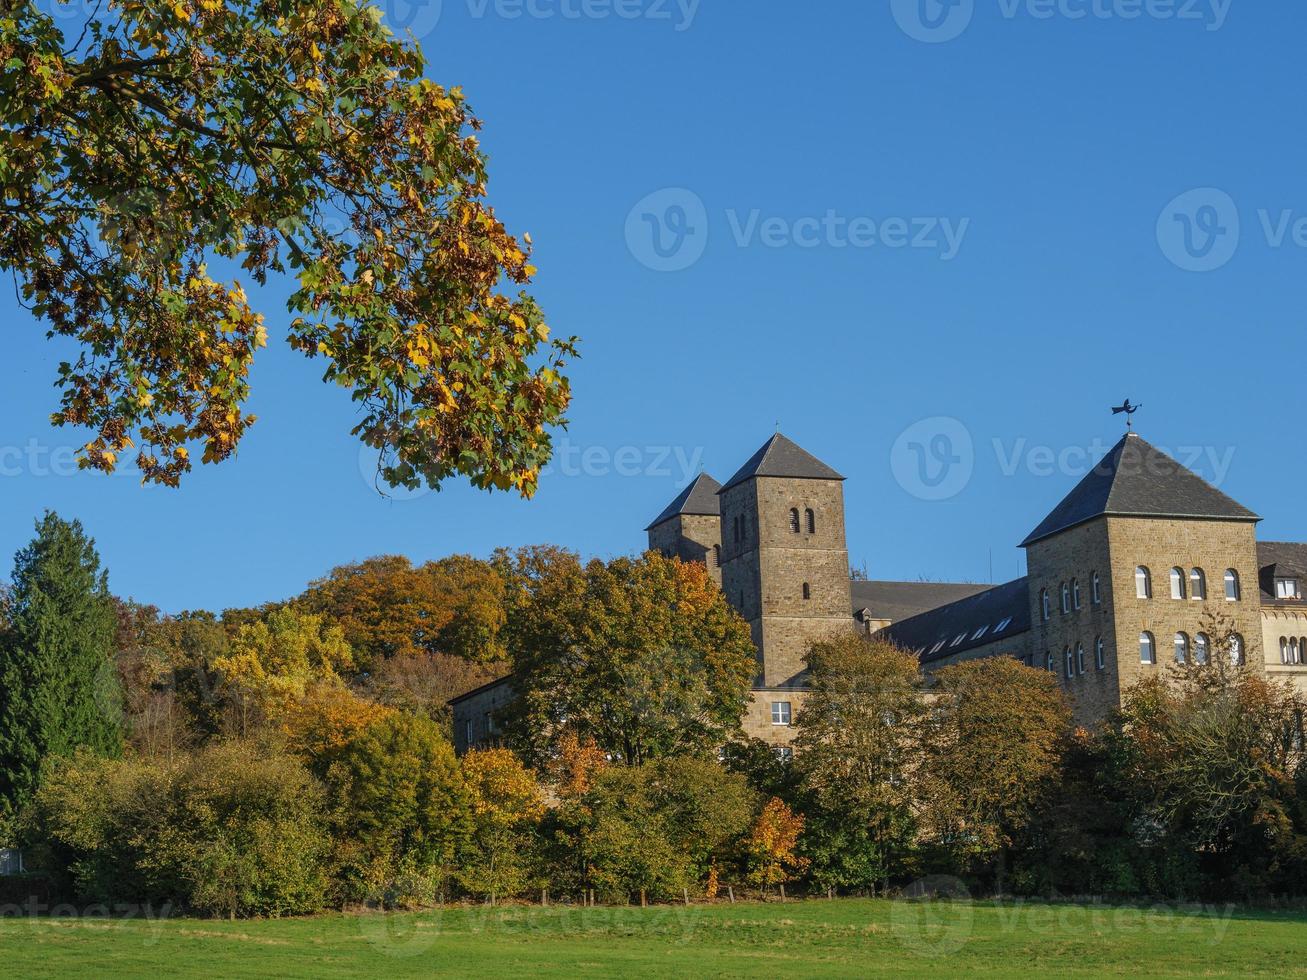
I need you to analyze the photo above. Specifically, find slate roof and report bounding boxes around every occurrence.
[644,473,722,530]
[1021,433,1259,547]
[876,577,1032,665]
[849,580,990,623]
[719,434,844,493]
[1257,542,1307,606]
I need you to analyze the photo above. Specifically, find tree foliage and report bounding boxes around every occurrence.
[0,512,122,816]
[1,0,575,491]
[500,549,757,766]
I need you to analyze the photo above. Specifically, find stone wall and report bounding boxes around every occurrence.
[1026,515,1264,725]
[647,513,722,584]
[450,677,515,754]
[1260,606,1307,700]
[740,688,808,748]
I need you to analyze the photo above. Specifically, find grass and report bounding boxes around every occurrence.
[4,896,1307,978]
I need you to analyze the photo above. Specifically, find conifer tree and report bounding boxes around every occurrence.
[0,513,123,816]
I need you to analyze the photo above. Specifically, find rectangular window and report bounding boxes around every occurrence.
[771,701,792,726]
[465,719,473,745]
[774,746,794,763]
[1277,578,1301,600]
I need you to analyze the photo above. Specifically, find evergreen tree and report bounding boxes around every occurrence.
[0,513,122,815]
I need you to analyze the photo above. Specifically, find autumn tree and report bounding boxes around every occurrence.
[921,657,1071,886]
[456,748,544,903]
[795,633,928,893]
[745,798,809,897]
[326,713,472,904]
[0,513,123,816]
[499,549,757,766]
[1,0,574,491]
[212,607,354,736]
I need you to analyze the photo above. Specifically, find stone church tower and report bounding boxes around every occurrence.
[717,434,853,687]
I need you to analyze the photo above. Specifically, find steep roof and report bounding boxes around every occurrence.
[1257,542,1307,606]
[1021,433,1259,547]
[644,473,722,531]
[719,433,844,493]
[877,577,1032,665]
[849,580,990,624]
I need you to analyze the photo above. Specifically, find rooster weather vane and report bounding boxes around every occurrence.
[1111,399,1142,430]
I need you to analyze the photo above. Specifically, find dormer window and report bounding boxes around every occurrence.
[1277,578,1302,600]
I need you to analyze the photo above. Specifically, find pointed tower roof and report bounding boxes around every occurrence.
[644,473,722,530]
[1020,432,1259,547]
[718,433,844,493]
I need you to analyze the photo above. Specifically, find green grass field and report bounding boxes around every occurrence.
[4,897,1306,978]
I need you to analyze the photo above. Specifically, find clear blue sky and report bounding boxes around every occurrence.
[5,0,1305,612]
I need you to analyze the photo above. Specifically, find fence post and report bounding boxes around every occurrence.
[727,886,735,904]
[640,888,647,908]
[779,883,786,903]
[683,888,689,906]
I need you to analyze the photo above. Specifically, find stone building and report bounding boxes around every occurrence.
[452,428,1307,753]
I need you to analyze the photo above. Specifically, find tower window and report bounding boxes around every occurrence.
[1091,572,1101,604]
[1072,579,1081,610]
[1174,632,1190,665]
[1140,631,1156,664]
[789,508,800,533]
[1195,633,1210,665]
[805,508,816,534]
[712,545,721,568]
[1045,651,1055,672]
[1136,566,1152,599]
[1190,568,1207,600]
[1170,568,1186,601]
[802,582,811,600]
[1095,636,1106,670]
[1076,643,1086,675]
[1060,582,1070,614]
[1041,589,1051,621]
[1064,647,1074,679]
[1224,569,1241,601]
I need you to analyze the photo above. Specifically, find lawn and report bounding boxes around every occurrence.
[4,896,1306,978]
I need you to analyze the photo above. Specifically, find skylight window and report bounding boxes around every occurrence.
[994,617,1013,633]
[929,641,946,655]
[971,625,989,641]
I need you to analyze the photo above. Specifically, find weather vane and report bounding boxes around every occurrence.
[1111,399,1142,430]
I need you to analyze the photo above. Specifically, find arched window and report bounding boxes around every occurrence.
[1041,589,1051,621]
[1190,568,1207,600]
[1076,643,1086,675]
[1174,631,1190,664]
[1195,633,1210,665]
[1136,566,1152,599]
[1224,569,1241,601]
[1170,567,1186,601]
[1072,579,1082,610]
[1046,651,1055,672]
[1065,647,1074,679]
[711,545,721,568]
[1095,636,1106,670]
[788,508,800,534]
[805,508,816,534]
[1282,637,1291,665]
[1230,634,1244,666]
[801,582,811,601]
[1091,572,1101,604]
[1061,582,1070,614]
[1140,631,1156,664]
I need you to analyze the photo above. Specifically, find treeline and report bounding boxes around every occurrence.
[3,512,1307,917]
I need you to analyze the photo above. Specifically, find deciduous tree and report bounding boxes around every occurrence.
[1,0,575,491]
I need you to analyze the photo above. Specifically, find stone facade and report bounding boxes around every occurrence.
[648,513,722,584]
[720,475,853,687]
[450,677,516,754]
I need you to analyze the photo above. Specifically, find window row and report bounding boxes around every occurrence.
[1045,637,1108,678]
[1139,630,1245,666]
[924,614,1016,657]
[1134,566,1241,601]
[787,508,817,534]
[1041,573,1103,620]
[1280,636,1307,666]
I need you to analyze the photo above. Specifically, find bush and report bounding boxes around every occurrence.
[27,742,327,917]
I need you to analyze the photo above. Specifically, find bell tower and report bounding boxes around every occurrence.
[717,434,852,686]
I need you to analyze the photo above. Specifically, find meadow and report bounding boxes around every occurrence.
[4,896,1306,979]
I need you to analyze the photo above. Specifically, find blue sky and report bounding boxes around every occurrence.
[5,0,1305,612]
